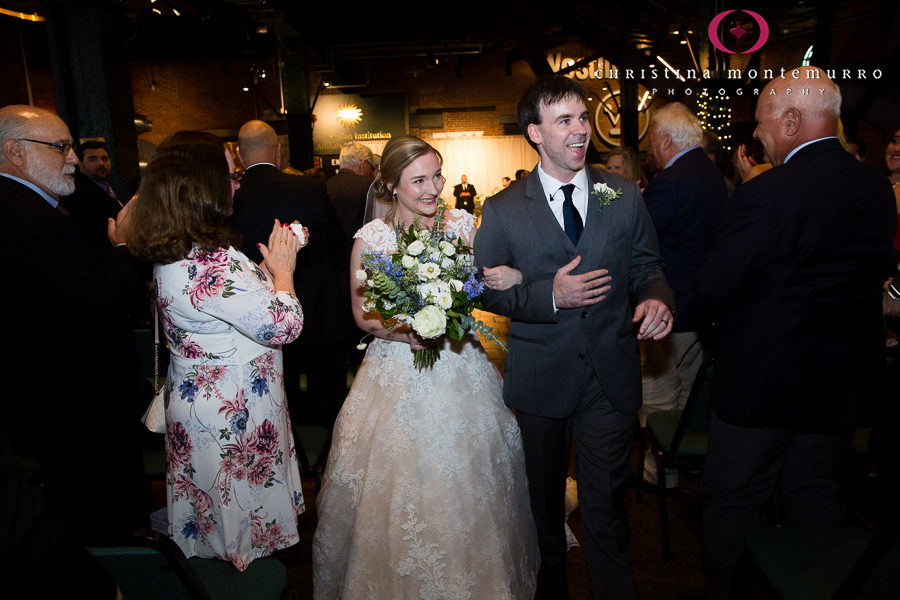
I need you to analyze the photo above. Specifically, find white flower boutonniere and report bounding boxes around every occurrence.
[591,182,623,211]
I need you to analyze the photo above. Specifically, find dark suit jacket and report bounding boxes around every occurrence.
[61,171,123,253]
[453,182,477,212]
[325,170,373,255]
[696,138,897,431]
[233,164,347,348]
[642,147,726,332]
[0,175,146,527]
[475,166,674,418]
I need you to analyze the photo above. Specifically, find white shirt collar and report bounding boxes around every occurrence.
[537,162,589,227]
[246,162,277,170]
[537,162,587,199]
[784,136,837,164]
[0,172,58,207]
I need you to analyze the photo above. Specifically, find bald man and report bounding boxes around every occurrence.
[0,106,147,538]
[696,70,897,598]
[233,120,348,430]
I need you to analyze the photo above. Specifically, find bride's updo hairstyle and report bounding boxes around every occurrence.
[373,135,443,222]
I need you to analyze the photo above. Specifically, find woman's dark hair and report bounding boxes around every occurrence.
[128,131,241,263]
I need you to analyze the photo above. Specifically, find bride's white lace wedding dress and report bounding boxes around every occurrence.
[312,211,538,600]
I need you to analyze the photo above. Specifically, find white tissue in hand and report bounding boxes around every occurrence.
[289,223,307,245]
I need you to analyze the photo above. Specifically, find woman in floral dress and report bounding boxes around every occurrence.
[128,131,306,570]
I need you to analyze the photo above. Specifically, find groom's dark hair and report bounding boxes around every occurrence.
[517,75,587,151]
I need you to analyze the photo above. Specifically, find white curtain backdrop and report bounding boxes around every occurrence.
[361,136,538,205]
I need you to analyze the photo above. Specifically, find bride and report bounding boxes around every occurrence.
[313,136,538,599]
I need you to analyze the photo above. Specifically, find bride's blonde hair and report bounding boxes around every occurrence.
[373,135,443,222]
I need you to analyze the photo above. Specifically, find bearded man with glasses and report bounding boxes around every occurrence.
[0,105,148,573]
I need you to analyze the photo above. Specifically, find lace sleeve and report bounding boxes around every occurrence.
[353,219,397,253]
[444,209,476,243]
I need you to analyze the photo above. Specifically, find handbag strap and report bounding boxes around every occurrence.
[153,303,160,392]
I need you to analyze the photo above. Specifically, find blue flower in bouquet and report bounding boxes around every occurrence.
[463,272,484,300]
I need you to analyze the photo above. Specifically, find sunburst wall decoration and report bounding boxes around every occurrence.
[337,104,363,126]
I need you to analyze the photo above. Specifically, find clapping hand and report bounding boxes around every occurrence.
[259,219,301,279]
[107,194,137,246]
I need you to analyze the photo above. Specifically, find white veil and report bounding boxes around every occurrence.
[362,178,393,225]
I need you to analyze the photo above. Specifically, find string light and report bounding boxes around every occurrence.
[697,91,733,151]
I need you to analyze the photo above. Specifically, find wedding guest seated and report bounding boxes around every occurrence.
[127,131,307,570]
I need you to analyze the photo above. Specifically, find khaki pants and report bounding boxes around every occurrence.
[639,331,705,485]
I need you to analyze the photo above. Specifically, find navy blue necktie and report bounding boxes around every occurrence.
[560,183,583,245]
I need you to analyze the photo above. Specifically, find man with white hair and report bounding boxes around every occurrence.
[327,141,375,251]
[640,102,726,488]
[697,69,897,598]
[0,105,146,537]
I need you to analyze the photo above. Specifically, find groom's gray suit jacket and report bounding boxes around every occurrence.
[475,166,674,418]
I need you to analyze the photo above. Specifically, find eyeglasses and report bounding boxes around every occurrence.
[20,138,74,155]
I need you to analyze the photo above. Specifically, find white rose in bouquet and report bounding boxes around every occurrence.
[440,240,456,256]
[441,257,455,269]
[401,254,417,268]
[412,305,447,338]
[418,262,441,280]
[435,291,453,310]
[449,279,464,292]
[355,269,368,282]
[407,240,425,256]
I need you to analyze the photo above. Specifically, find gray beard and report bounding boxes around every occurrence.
[26,160,75,197]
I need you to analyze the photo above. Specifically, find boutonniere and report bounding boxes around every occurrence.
[590,182,623,211]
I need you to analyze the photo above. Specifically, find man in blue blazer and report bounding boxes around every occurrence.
[639,102,726,486]
[697,68,897,599]
[475,76,674,599]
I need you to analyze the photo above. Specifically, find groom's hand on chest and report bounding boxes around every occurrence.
[552,255,611,309]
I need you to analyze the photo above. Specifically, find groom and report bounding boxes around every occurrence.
[475,76,674,599]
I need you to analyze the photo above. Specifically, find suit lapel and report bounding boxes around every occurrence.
[578,167,612,263]
[523,170,577,255]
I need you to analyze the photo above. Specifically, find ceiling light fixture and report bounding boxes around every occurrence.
[656,56,686,82]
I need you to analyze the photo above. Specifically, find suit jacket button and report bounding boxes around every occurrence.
[577,353,585,360]
[581,311,588,319]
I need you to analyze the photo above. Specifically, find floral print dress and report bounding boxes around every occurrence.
[155,246,305,571]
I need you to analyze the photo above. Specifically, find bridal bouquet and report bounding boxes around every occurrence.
[356,202,506,369]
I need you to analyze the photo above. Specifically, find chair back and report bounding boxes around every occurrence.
[670,359,714,452]
[89,529,212,600]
